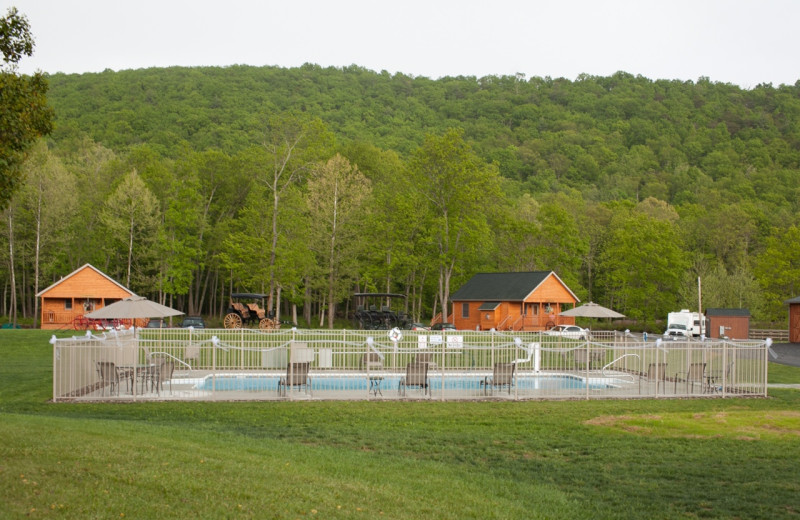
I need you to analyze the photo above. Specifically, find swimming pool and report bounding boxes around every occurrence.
[193,373,614,392]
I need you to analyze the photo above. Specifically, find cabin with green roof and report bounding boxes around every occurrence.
[450,271,579,331]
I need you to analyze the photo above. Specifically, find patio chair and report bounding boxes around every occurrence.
[480,362,516,395]
[573,348,606,370]
[675,362,707,394]
[398,362,430,397]
[96,361,124,396]
[136,346,157,393]
[148,358,175,396]
[414,351,438,370]
[278,361,311,397]
[639,362,667,394]
[360,352,383,371]
[184,344,201,368]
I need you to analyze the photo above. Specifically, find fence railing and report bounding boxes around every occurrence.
[749,329,789,341]
[52,328,770,402]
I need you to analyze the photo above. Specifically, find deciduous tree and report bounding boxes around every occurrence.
[0,7,53,210]
[307,154,371,328]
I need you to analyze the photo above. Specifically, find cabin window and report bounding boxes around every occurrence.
[462,303,470,318]
[64,299,72,310]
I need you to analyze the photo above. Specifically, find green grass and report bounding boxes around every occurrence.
[2,331,800,519]
[768,361,800,384]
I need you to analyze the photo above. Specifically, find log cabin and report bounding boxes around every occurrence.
[450,271,579,331]
[37,264,136,330]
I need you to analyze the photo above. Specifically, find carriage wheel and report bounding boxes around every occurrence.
[224,313,243,329]
[259,317,278,330]
[72,315,90,330]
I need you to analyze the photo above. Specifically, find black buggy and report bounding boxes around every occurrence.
[352,293,411,330]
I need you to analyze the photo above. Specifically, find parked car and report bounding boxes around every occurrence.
[663,324,689,340]
[145,319,169,328]
[181,316,206,329]
[544,324,589,340]
[405,322,430,331]
[431,322,456,331]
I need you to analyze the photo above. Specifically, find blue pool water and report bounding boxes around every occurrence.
[194,374,610,392]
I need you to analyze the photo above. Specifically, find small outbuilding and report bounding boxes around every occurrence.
[450,271,579,331]
[36,264,136,330]
[786,296,800,343]
[705,308,750,340]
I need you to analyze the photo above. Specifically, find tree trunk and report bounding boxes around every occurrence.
[303,279,311,325]
[33,199,41,327]
[7,211,17,327]
[275,285,282,321]
[127,215,134,289]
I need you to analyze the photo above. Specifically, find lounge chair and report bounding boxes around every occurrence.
[398,362,429,397]
[480,362,516,395]
[278,362,311,397]
[96,361,124,396]
[675,362,707,394]
[414,351,438,370]
[639,362,666,394]
[360,352,383,371]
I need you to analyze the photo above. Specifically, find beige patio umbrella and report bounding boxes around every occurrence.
[86,296,183,323]
[559,301,625,318]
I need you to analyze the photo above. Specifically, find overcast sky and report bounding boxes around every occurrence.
[8,0,799,88]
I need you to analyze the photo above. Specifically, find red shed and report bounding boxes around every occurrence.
[705,308,750,340]
[786,296,800,343]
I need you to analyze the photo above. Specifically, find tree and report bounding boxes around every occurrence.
[257,114,334,314]
[754,225,800,321]
[307,154,371,328]
[0,7,53,210]
[596,208,688,321]
[100,169,160,290]
[19,142,76,327]
[410,129,501,322]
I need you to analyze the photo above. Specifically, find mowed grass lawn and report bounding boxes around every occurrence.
[1,331,799,519]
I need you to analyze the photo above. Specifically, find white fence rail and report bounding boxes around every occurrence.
[52,328,770,402]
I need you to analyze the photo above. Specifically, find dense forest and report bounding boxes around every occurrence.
[2,64,800,328]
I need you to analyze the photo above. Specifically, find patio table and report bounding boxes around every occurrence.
[368,376,384,396]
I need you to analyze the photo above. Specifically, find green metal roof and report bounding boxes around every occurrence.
[451,271,577,302]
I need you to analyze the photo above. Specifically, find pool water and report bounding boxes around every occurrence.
[194,374,611,392]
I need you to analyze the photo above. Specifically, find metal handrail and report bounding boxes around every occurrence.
[601,353,640,384]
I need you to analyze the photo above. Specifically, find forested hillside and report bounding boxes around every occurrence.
[2,64,800,327]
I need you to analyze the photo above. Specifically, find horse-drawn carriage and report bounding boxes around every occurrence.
[352,293,412,330]
[223,293,280,330]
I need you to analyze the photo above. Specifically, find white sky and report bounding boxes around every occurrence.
[7,0,800,88]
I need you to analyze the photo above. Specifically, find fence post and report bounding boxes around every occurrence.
[585,340,590,400]
[440,331,445,402]
[763,339,770,398]
[212,337,217,400]
[721,342,727,398]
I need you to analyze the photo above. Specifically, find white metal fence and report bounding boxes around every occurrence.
[52,328,770,402]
